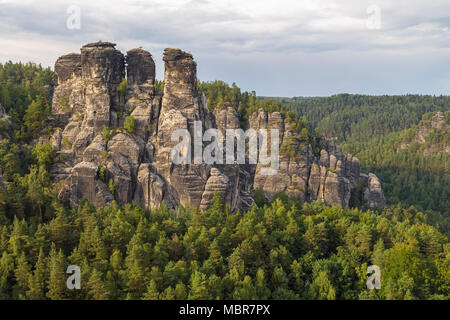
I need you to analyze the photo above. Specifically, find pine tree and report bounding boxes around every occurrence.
[174,282,188,300]
[47,247,67,300]
[189,271,210,300]
[27,249,47,300]
[14,252,31,296]
[255,268,270,299]
[308,271,336,300]
[87,269,108,300]
[142,280,159,300]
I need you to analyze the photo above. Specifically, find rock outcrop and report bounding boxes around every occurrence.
[45,41,385,211]
[399,111,449,156]
[361,173,386,208]
[250,109,382,208]
[416,112,449,156]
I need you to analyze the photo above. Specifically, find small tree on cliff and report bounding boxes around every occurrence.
[124,116,136,134]
[117,78,128,101]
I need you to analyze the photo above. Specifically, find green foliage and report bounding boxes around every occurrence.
[0,197,447,300]
[62,137,71,150]
[198,81,322,154]
[19,164,52,221]
[108,179,115,195]
[117,78,128,99]
[75,113,83,122]
[101,126,111,143]
[98,167,107,184]
[101,150,108,164]
[0,63,448,301]
[253,188,268,207]
[155,80,164,94]
[0,62,54,143]
[124,116,136,134]
[349,178,367,208]
[32,142,55,170]
[275,95,450,216]
[0,62,54,121]
[59,96,70,114]
[0,139,31,178]
[23,95,51,136]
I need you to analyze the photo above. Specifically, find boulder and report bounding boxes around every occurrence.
[363,173,386,208]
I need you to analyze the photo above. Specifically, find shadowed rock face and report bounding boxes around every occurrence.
[362,173,386,208]
[52,53,83,118]
[54,53,81,83]
[80,42,125,134]
[126,48,155,88]
[249,109,378,208]
[46,42,385,211]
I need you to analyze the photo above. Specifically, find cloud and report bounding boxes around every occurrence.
[0,0,449,95]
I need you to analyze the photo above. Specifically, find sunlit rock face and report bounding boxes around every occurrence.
[46,41,385,211]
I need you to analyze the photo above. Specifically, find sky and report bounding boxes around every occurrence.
[0,0,449,97]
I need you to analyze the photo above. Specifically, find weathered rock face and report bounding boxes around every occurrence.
[361,173,386,208]
[200,168,229,210]
[46,42,385,211]
[80,41,125,134]
[152,48,217,209]
[52,53,83,118]
[69,162,114,208]
[127,48,155,89]
[414,112,450,156]
[250,109,377,208]
[214,105,240,131]
[125,49,159,141]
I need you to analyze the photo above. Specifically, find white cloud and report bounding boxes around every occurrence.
[0,0,449,95]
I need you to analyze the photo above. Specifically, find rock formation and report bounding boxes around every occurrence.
[250,109,384,208]
[46,41,385,211]
[415,112,449,156]
[399,111,449,156]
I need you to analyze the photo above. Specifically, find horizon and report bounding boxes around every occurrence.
[1,0,449,96]
[2,57,450,98]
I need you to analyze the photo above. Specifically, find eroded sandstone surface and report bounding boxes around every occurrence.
[46,41,385,211]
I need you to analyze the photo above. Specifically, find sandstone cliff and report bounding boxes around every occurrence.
[399,111,450,156]
[415,112,449,156]
[46,41,385,211]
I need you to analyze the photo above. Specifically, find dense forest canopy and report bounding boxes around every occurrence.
[0,61,54,142]
[271,95,450,217]
[0,63,448,300]
[1,194,448,300]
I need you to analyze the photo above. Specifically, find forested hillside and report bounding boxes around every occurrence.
[0,194,449,300]
[0,62,54,142]
[274,95,450,216]
[0,64,448,300]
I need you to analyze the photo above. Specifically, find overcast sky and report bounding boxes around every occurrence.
[0,0,449,96]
